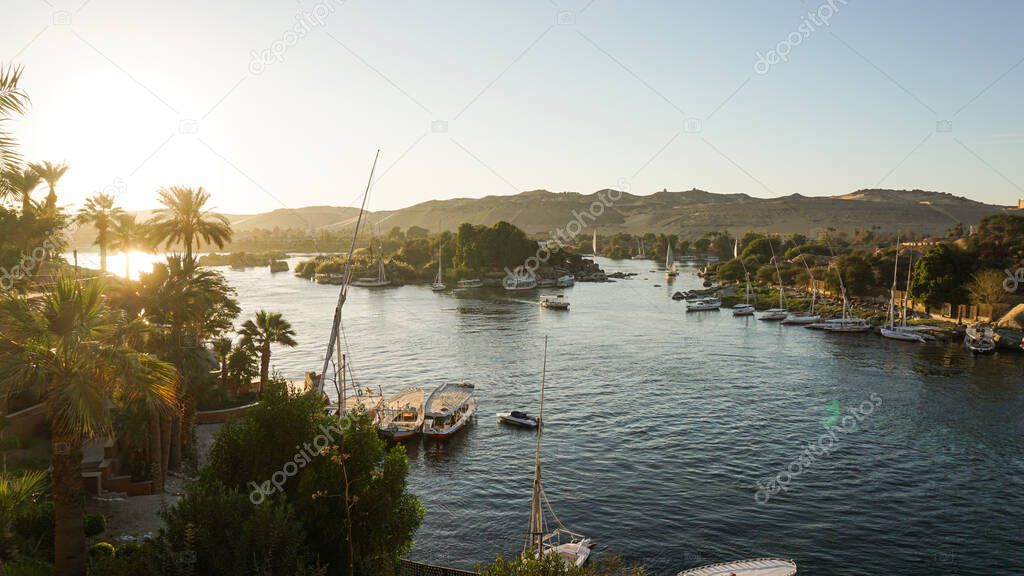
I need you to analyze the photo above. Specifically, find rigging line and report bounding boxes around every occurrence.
[340,319,358,387]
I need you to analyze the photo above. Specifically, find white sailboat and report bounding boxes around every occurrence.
[631,238,647,260]
[880,243,925,343]
[351,243,391,288]
[525,337,592,568]
[665,242,678,278]
[758,240,788,321]
[782,257,822,325]
[431,244,446,292]
[732,240,755,316]
[821,248,871,333]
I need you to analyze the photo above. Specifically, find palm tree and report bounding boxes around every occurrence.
[0,275,177,576]
[0,167,40,215]
[28,160,69,215]
[0,66,30,196]
[147,186,232,261]
[76,193,124,273]
[239,310,297,394]
[110,214,149,279]
[0,470,46,574]
[212,336,233,391]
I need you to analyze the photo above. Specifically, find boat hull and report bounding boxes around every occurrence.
[782,315,821,325]
[880,328,926,343]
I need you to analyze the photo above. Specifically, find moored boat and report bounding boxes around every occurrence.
[431,245,446,292]
[732,303,755,316]
[540,295,570,310]
[423,382,477,438]
[665,241,678,278]
[964,324,996,353]
[556,274,575,288]
[496,410,539,428]
[457,278,484,289]
[676,557,797,576]
[504,273,538,292]
[687,297,721,312]
[377,388,425,440]
[758,240,788,321]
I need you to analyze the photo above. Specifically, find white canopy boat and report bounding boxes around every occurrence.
[423,382,477,438]
[496,410,540,428]
[525,337,592,568]
[687,297,721,312]
[377,388,425,440]
[431,244,446,292]
[965,324,996,353]
[758,241,788,321]
[677,557,797,576]
[540,295,570,310]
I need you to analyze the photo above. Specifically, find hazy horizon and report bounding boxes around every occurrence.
[7,0,1024,214]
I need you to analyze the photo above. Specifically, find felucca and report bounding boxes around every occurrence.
[665,241,679,278]
[431,244,446,292]
[732,240,754,316]
[880,242,925,343]
[782,257,822,325]
[525,337,592,567]
[758,240,788,321]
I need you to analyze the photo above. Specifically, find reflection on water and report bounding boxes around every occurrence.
[204,257,1019,574]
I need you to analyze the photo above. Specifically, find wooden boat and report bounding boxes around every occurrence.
[540,295,570,310]
[377,388,424,440]
[525,337,592,568]
[423,382,477,438]
[351,248,391,288]
[965,324,996,353]
[496,410,539,428]
[677,557,797,576]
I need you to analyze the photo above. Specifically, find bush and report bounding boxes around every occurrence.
[13,501,54,561]
[83,513,106,537]
[89,542,115,558]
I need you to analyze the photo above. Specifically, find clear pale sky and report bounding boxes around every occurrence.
[5,0,1024,213]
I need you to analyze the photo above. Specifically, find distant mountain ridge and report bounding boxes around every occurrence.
[65,188,1013,249]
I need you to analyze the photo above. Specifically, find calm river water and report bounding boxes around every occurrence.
[214,256,1022,575]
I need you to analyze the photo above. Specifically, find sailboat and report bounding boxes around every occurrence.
[665,242,678,278]
[314,152,385,417]
[431,244,446,292]
[880,243,925,343]
[525,337,592,567]
[758,240,788,321]
[731,240,754,316]
[821,247,871,333]
[782,257,822,325]
[351,243,391,288]
[631,238,647,260]
[591,229,599,259]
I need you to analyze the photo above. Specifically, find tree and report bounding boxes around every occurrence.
[212,337,233,391]
[110,213,149,279]
[28,160,69,215]
[0,275,177,576]
[148,186,233,261]
[967,269,1006,306]
[0,66,29,194]
[909,244,970,306]
[76,193,123,273]
[1,167,40,215]
[239,311,297,394]
[479,552,645,576]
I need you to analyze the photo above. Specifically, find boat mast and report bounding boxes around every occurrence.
[801,256,816,314]
[769,240,784,309]
[319,151,380,396]
[527,336,549,557]
[902,251,913,327]
[889,238,900,330]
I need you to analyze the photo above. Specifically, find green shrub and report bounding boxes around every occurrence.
[89,542,115,558]
[83,513,106,537]
[13,501,54,561]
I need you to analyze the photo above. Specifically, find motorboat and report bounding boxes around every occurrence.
[423,382,477,438]
[677,557,797,576]
[540,295,570,310]
[496,410,539,428]
[687,297,721,312]
[964,324,996,353]
[504,273,538,292]
[556,274,575,288]
[377,388,424,440]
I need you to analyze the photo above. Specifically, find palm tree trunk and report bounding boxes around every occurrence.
[149,410,164,493]
[99,243,107,273]
[259,346,270,395]
[50,428,85,576]
[169,414,181,472]
[160,414,171,486]
[179,395,195,469]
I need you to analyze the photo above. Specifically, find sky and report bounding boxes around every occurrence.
[4,0,1024,214]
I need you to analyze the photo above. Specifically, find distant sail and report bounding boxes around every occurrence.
[592,229,598,256]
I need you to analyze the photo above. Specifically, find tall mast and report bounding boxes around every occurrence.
[769,239,784,309]
[527,336,549,557]
[902,251,913,327]
[319,151,380,395]
[889,238,900,330]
